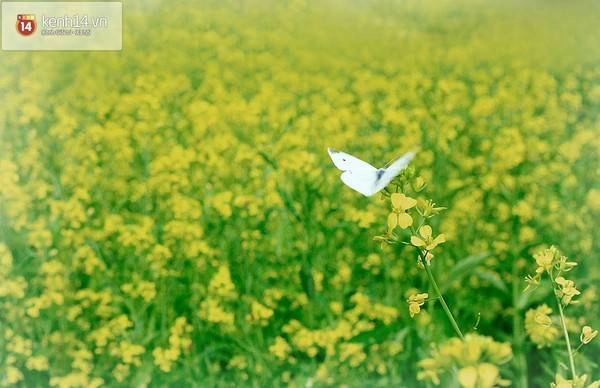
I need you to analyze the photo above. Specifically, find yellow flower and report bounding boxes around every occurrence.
[407,292,428,318]
[524,273,541,292]
[555,276,580,305]
[411,225,446,250]
[112,341,145,366]
[387,193,417,231]
[580,325,598,345]
[458,363,506,388]
[112,363,130,382]
[121,277,157,302]
[556,254,578,273]
[153,347,174,373]
[551,373,595,388]
[457,366,478,388]
[418,334,512,386]
[525,305,559,348]
[339,343,366,367]
[245,300,274,326]
[269,336,292,360]
[534,311,552,327]
[533,246,559,273]
[329,301,343,314]
[5,366,24,384]
[417,198,446,217]
[228,355,247,370]
[25,355,49,371]
[208,264,237,300]
[413,176,426,192]
[199,298,235,325]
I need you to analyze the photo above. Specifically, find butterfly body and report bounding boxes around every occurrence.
[328,148,416,196]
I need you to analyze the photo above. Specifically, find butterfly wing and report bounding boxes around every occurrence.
[373,151,417,192]
[328,148,415,197]
[340,170,380,196]
[328,148,379,196]
[327,148,377,172]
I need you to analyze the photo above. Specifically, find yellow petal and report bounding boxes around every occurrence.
[414,177,426,191]
[419,225,432,239]
[409,302,420,317]
[408,293,428,304]
[391,193,417,210]
[399,195,417,210]
[477,363,499,388]
[457,366,477,388]
[429,234,446,249]
[553,374,571,388]
[397,212,413,229]
[391,193,403,209]
[411,236,426,247]
[581,325,598,344]
[387,213,398,231]
[464,340,482,363]
[534,313,551,326]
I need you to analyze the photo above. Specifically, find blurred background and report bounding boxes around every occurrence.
[1,0,599,386]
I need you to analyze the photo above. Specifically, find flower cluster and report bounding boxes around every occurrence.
[407,292,429,318]
[198,264,237,328]
[524,246,598,383]
[376,189,447,267]
[411,225,446,252]
[524,305,560,348]
[152,317,193,373]
[417,334,512,387]
[387,193,417,230]
[525,246,578,295]
[551,374,600,388]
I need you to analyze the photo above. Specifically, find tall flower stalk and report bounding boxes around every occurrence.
[375,178,517,386]
[554,290,576,379]
[524,246,598,385]
[376,180,464,339]
[421,250,464,339]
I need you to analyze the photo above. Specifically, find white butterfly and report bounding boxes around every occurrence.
[328,148,416,196]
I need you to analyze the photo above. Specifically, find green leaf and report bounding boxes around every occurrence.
[473,270,508,294]
[441,251,491,292]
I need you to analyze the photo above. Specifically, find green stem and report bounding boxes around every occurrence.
[554,292,577,379]
[423,256,464,339]
[512,264,529,388]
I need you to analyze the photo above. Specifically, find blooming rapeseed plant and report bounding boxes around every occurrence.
[387,193,417,230]
[410,225,446,251]
[580,326,598,345]
[524,304,560,348]
[524,246,598,384]
[407,292,428,318]
[417,334,512,386]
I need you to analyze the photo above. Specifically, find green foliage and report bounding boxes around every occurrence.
[0,0,599,386]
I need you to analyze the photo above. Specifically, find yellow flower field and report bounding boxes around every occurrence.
[1,0,599,386]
